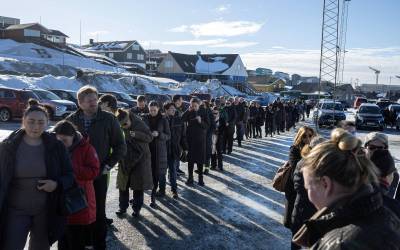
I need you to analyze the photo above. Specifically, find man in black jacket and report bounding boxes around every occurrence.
[164,102,188,198]
[223,98,237,154]
[131,95,149,116]
[234,97,245,147]
[67,86,126,250]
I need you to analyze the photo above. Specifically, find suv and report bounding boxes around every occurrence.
[355,103,384,131]
[0,87,38,122]
[101,91,136,107]
[29,89,77,119]
[314,101,346,127]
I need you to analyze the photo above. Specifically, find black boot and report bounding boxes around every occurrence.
[115,208,126,216]
[186,163,194,185]
[150,190,156,208]
[198,165,205,186]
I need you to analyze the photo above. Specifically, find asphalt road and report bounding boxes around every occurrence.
[0,117,398,250]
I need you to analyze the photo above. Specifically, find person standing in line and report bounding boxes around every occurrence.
[255,102,265,138]
[283,126,315,250]
[172,94,186,176]
[211,107,225,171]
[143,101,171,207]
[98,93,118,226]
[264,104,275,137]
[0,99,74,250]
[222,98,237,154]
[293,129,400,249]
[115,109,153,217]
[131,95,149,116]
[55,120,100,250]
[248,101,258,138]
[234,97,245,147]
[66,86,126,250]
[243,101,250,140]
[203,100,216,175]
[164,102,188,199]
[182,98,210,186]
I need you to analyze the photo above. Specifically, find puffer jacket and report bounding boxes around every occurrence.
[293,185,400,249]
[0,130,74,245]
[67,134,100,225]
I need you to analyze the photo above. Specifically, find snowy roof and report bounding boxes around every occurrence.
[84,41,139,52]
[6,23,50,33]
[169,52,238,74]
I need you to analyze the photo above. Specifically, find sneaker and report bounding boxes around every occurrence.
[131,210,140,218]
[115,209,126,216]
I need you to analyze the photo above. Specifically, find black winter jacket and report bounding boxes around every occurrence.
[67,108,127,173]
[293,185,400,249]
[0,130,74,245]
[167,113,188,160]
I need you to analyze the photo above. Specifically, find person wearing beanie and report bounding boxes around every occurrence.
[370,149,400,219]
[364,131,399,198]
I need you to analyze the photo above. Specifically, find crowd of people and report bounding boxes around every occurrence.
[1,83,399,250]
[283,122,400,249]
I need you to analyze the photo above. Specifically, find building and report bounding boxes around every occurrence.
[357,84,400,93]
[1,22,68,44]
[145,49,167,75]
[273,71,290,80]
[246,69,257,76]
[255,67,273,76]
[0,16,20,29]
[83,40,146,69]
[291,74,301,85]
[157,51,248,86]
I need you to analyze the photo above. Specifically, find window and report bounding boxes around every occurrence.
[108,53,114,58]
[132,44,140,50]
[127,53,132,59]
[137,54,144,60]
[0,90,15,98]
[24,29,40,37]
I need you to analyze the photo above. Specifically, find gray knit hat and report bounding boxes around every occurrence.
[364,132,388,147]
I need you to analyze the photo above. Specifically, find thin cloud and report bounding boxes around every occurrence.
[215,4,231,13]
[87,30,109,36]
[209,41,258,48]
[169,21,264,37]
[241,47,400,85]
[163,39,227,46]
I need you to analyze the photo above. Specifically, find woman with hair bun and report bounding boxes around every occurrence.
[293,128,400,249]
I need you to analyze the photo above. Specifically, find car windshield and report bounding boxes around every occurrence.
[359,106,381,114]
[33,90,61,100]
[21,91,39,101]
[322,103,343,111]
[119,93,134,101]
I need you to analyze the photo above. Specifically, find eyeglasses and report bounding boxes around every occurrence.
[367,145,387,151]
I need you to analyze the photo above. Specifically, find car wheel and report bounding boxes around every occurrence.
[0,108,11,122]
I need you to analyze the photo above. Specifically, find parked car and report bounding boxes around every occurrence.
[355,103,384,131]
[376,100,395,111]
[145,93,172,106]
[29,89,77,119]
[49,89,78,105]
[354,97,367,109]
[0,87,38,122]
[191,93,212,101]
[387,104,400,128]
[101,91,136,107]
[314,101,346,127]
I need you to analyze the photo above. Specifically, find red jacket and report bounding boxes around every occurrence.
[67,136,100,225]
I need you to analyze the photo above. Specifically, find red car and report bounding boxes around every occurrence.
[0,87,38,122]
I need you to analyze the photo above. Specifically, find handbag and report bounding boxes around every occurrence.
[60,181,88,215]
[272,161,292,192]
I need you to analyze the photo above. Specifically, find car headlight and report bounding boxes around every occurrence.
[56,105,67,111]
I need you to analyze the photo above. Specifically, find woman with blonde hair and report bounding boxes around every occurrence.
[293,128,400,249]
[283,126,315,250]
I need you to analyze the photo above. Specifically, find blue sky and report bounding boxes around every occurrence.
[2,0,400,84]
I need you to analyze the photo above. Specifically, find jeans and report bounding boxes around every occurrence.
[160,157,178,193]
